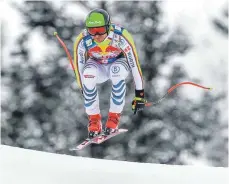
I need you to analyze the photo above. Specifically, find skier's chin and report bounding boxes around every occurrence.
[93,34,107,43]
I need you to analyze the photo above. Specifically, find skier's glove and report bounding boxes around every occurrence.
[132,89,147,115]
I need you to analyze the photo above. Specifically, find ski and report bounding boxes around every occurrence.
[70,129,128,150]
[69,134,102,151]
[93,129,128,144]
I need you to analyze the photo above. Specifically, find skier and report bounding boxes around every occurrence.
[74,8,147,138]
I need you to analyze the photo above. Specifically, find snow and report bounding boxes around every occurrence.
[0,145,228,184]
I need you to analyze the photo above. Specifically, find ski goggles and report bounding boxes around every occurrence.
[87,26,107,36]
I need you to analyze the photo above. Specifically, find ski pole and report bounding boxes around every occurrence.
[145,82,212,107]
[54,32,77,77]
[54,31,86,100]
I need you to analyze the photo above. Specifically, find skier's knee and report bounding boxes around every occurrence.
[109,62,129,83]
[83,65,97,84]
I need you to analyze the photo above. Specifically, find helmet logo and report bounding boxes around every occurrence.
[88,21,102,25]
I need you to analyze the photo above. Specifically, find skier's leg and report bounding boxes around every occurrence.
[105,58,130,134]
[109,58,130,113]
[82,59,109,138]
[82,59,108,115]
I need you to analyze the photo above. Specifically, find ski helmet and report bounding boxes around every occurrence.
[85,9,110,33]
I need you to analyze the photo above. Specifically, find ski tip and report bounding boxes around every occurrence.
[69,148,80,151]
[119,128,128,132]
[53,31,58,36]
[69,146,83,151]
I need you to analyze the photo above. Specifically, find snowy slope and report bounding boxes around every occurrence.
[0,145,228,184]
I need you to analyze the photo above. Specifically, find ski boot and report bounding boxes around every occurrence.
[88,114,102,139]
[104,112,121,135]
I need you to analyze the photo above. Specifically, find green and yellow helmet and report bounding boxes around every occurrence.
[85,9,111,32]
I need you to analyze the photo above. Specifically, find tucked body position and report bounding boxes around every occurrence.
[74,9,147,138]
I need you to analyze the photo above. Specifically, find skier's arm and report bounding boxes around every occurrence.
[121,29,144,90]
[121,29,147,114]
[73,32,87,90]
